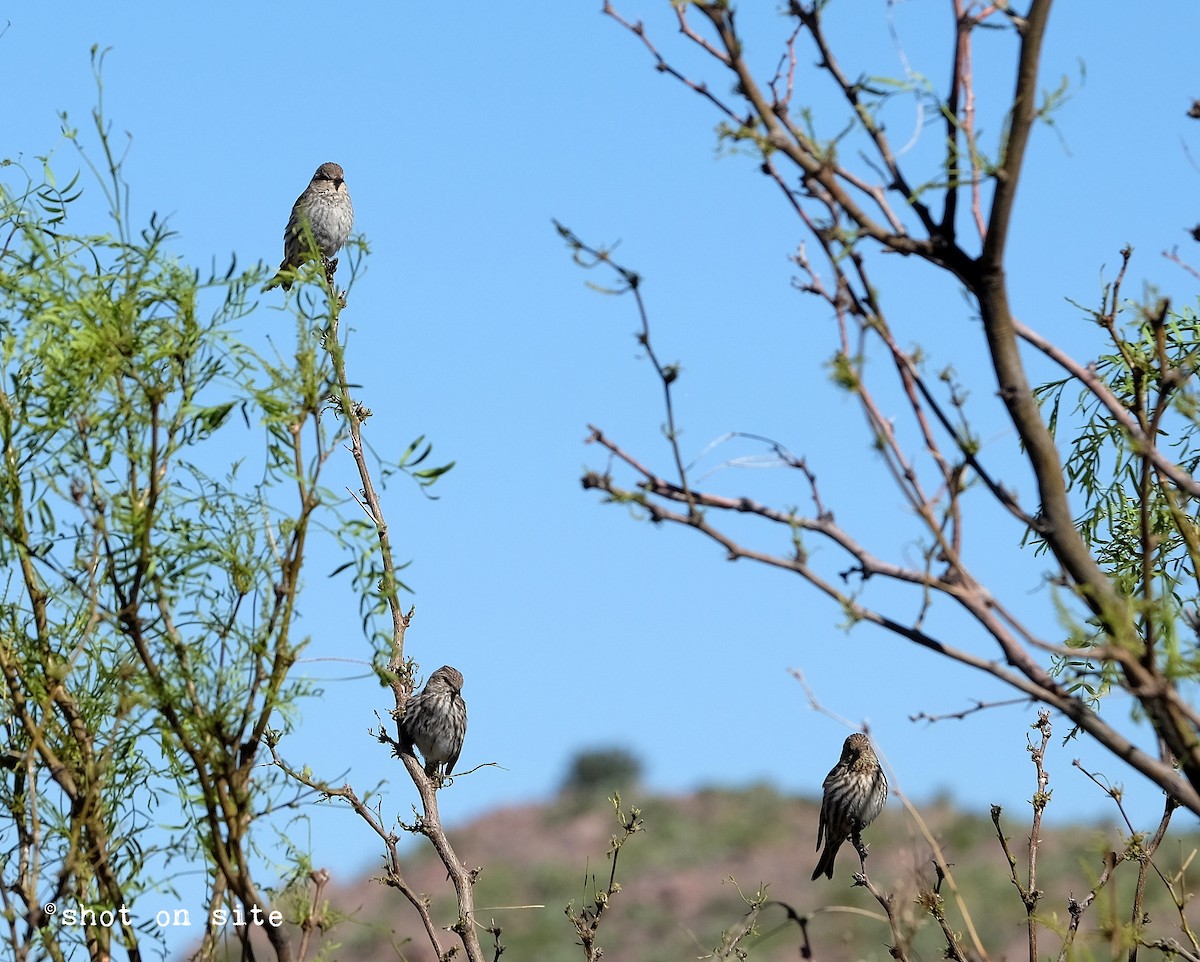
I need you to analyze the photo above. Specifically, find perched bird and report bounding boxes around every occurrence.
[400,666,467,779]
[812,732,887,880]
[266,162,354,290]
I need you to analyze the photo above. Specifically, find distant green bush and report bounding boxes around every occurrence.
[561,747,643,795]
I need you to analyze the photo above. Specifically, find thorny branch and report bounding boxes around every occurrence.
[273,266,485,962]
[566,796,645,962]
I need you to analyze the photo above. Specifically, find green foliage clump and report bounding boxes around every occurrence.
[560,746,644,796]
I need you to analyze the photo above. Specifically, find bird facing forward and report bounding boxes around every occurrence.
[400,666,467,779]
[812,732,887,880]
[266,162,354,291]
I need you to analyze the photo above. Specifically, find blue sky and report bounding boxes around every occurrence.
[4,0,1200,941]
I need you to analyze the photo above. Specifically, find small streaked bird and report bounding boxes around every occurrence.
[265,162,354,291]
[400,666,467,779]
[812,732,888,880]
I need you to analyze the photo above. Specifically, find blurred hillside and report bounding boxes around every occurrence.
[248,784,1199,961]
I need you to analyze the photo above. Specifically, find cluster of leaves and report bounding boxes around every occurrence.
[1037,277,1200,699]
[0,68,381,958]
